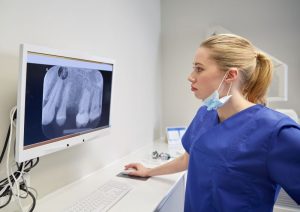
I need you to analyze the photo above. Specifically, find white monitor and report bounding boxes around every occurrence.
[15,44,115,162]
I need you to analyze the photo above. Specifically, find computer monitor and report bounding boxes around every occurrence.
[15,44,114,162]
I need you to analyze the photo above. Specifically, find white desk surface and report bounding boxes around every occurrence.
[34,143,186,212]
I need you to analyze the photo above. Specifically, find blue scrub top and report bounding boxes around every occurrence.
[182,104,300,212]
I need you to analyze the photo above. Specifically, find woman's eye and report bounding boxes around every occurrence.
[193,66,203,72]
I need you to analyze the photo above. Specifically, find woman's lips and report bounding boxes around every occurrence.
[191,86,197,91]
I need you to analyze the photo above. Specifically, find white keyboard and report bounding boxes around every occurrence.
[65,180,133,212]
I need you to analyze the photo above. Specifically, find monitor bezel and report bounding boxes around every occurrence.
[15,44,115,162]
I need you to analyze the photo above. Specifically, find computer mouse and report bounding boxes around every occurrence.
[121,168,136,175]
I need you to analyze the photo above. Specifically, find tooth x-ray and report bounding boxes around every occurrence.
[42,66,103,138]
[23,59,112,147]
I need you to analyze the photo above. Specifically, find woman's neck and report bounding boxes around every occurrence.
[217,91,255,123]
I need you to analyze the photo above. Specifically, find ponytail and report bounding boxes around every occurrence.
[243,52,273,105]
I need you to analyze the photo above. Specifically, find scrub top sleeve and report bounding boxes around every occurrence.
[267,120,300,204]
[181,121,194,154]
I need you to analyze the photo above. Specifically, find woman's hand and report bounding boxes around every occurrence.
[124,163,151,177]
[124,152,189,177]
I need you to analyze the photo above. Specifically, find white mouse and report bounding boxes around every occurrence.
[121,168,136,175]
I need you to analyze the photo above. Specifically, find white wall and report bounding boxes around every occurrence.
[0,0,161,203]
[161,0,300,128]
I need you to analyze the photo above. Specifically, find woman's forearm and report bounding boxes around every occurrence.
[147,152,189,176]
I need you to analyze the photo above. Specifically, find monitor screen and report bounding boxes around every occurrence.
[15,44,114,162]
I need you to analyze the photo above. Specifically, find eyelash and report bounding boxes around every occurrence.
[193,66,204,72]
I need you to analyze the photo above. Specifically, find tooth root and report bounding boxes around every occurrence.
[89,90,102,122]
[76,88,91,128]
[56,83,71,126]
[89,72,103,122]
[43,66,60,103]
[42,78,63,125]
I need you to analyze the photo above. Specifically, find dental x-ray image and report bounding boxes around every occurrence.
[23,62,112,148]
[42,66,103,138]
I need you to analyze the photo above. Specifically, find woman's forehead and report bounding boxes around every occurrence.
[194,47,214,66]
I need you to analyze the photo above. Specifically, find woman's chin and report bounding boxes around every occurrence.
[194,93,203,100]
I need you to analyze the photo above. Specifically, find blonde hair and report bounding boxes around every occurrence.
[200,34,273,105]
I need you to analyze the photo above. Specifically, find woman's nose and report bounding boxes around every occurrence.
[188,74,195,83]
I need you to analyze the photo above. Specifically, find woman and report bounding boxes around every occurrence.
[125,34,300,211]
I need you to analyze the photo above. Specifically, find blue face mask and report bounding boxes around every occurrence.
[203,73,232,111]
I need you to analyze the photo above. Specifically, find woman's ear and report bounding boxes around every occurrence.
[225,68,238,82]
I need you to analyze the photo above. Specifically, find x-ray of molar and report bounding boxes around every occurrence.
[42,66,103,139]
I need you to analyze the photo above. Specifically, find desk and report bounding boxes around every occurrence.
[34,143,186,212]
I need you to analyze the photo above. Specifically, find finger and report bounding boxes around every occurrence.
[124,164,132,169]
[124,164,133,169]
[125,163,139,169]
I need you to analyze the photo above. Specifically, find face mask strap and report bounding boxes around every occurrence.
[217,72,232,97]
[217,75,225,91]
[217,71,230,91]
[227,82,233,96]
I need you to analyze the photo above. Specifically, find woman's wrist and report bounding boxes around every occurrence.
[145,168,153,177]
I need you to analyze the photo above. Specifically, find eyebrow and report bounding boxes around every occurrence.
[193,62,205,66]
